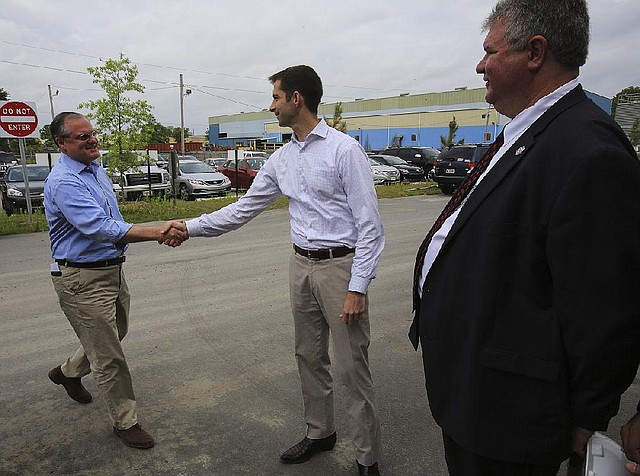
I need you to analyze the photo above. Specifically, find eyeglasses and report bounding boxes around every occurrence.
[64,131,99,141]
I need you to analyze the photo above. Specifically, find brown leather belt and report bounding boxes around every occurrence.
[293,244,355,260]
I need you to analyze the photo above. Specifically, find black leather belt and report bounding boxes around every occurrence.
[293,244,355,260]
[56,256,126,268]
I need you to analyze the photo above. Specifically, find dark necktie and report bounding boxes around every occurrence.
[412,132,505,311]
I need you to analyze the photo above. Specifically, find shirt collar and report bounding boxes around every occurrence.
[292,118,328,144]
[60,152,100,174]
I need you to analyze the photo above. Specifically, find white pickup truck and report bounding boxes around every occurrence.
[35,151,171,200]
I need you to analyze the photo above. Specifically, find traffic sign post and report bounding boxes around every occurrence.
[0,101,40,221]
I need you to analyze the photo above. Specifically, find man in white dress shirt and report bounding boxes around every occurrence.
[168,65,383,476]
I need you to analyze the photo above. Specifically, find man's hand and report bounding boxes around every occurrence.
[621,412,640,473]
[159,220,189,247]
[339,291,366,325]
[572,426,594,458]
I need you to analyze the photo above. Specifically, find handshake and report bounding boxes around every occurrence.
[158,220,189,247]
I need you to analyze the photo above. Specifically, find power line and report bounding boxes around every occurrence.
[2,40,427,95]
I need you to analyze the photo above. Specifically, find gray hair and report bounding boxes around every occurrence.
[483,0,589,68]
[50,111,85,141]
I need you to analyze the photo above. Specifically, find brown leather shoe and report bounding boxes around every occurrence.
[113,424,155,449]
[48,366,92,404]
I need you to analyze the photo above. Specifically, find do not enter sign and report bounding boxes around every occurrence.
[0,101,39,138]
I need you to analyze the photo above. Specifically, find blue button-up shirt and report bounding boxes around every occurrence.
[186,119,385,293]
[44,153,131,262]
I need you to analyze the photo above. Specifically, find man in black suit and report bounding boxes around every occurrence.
[410,0,640,474]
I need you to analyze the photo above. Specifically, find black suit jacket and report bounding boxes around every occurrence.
[410,85,640,464]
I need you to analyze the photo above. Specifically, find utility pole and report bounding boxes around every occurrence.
[179,74,186,156]
[47,85,58,120]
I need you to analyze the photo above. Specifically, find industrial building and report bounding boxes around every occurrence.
[207,86,612,151]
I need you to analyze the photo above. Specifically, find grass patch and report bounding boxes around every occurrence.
[0,181,441,236]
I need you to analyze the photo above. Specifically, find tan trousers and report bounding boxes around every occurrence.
[52,264,137,430]
[289,252,382,466]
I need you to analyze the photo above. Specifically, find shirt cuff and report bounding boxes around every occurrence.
[348,275,371,295]
[186,218,203,237]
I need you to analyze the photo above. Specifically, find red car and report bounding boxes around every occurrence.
[218,158,266,189]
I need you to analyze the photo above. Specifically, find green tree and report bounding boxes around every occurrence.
[440,116,465,148]
[143,118,173,144]
[325,102,347,133]
[168,126,189,143]
[629,118,640,147]
[79,53,154,177]
[0,88,8,100]
[39,124,58,150]
[612,86,640,118]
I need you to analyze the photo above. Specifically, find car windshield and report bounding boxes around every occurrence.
[246,159,266,170]
[437,147,476,160]
[378,156,407,165]
[420,148,440,157]
[369,158,383,166]
[7,166,50,181]
[179,161,217,174]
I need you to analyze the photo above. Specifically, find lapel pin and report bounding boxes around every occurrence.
[515,146,526,156]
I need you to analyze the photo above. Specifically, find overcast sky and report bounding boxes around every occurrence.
[1,0,639,135]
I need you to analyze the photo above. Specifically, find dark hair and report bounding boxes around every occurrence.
[50,112,85,142]
[269,65,323,114]
[483,0,589,68]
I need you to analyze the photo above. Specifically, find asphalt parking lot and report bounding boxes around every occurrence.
[1,195,639,476]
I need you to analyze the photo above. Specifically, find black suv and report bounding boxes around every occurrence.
[0,151,17,178]
[432,144,491,194]
[380,146,439,175]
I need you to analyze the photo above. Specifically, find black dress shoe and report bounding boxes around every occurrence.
[280,432,337,464]
[48,366,92,404]
[357,461,381,475]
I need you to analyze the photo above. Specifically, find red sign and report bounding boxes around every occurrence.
[0,101,39,138]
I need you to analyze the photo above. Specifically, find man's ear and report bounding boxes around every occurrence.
[527,35,547,71]
[292,91,304,109]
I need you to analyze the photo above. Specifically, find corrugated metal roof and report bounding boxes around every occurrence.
[210,88,488,124]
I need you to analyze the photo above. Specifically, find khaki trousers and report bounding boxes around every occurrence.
[52,264,137,430]
[289,252,382,466]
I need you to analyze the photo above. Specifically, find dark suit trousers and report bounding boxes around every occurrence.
[442,432,561,476]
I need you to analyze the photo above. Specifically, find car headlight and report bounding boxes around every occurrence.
[222,177,231,184]
[163,173,170,182]
[7,187,23,197]
[188,179,207,185]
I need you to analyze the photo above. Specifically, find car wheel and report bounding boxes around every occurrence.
[439,184,455,195]
[179,184,194,201]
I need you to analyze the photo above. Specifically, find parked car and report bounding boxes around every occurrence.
[218,158,267,189]
[432,144,491,194]
[1,164,49,215]
[369,158,400,185]
[155,154,169,169]
[101,155,171,201]
[0,151,17,178]
[369,154,425,182]
[205,157,227,169]
[171,158,231,200]
[380,146,440,175]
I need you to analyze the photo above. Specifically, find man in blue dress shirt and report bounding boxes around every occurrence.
[44,112,187,449]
